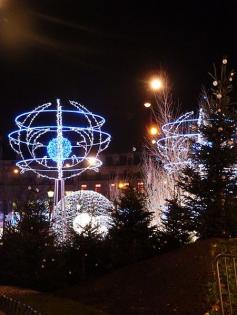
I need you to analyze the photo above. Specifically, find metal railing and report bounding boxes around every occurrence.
[215,254,237,315]
[0,294,42,315]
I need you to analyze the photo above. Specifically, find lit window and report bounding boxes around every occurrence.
[81,184,87,190]
[95,184,101,192]
[118,182,129,189]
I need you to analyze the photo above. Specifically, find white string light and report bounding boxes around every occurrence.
[157,111,199,172]
[9,99,111,241]
[52,190,113,242]
[9,99,111,180]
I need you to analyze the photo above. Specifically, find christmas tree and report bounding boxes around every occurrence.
[63,226,104,283]
[108,187,157,267]
[179,58,237,238]
[160,197,193,251]
[0,188,57,289]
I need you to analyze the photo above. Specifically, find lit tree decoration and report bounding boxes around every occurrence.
[8,99,111,239]
[157,111,200,173]
[52,190,113,242]
[142,153,176,226]
[143,74,200,224]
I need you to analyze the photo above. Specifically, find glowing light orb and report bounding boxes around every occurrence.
[72,213,108,234]
[144,102,151,108]
[87,156,97,166]
[73,213,92,233]
[149,126,159,136]
[52,190,113,241]
[47,137,72,162]
[150,78,163,91]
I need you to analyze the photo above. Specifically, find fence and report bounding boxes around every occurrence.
[215,254,237,315]
[0,294,42,315]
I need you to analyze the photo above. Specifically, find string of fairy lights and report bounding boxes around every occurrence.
[8,99,111,241]
[157,111,199,173]
[9,99,111,180]
[53,190,113,242]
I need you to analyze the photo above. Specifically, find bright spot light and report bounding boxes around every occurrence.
[65,163,71,168]
[73,212,109,235]
[150,78,163,91]
[118,182,129,189]
[66,191,73,196]
[144,102,151,108]
[151,139,156,144]
[73,213,92,233]
[47,191,54,198]
[13,168,19,174]
[149,126,159,136]
[88,156,97,166]
[118,182,125,189]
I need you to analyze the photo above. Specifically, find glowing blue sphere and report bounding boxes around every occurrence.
[47,137,72,162]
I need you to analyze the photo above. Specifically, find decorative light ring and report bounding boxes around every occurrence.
[9,99,111,180]
[157,112,199,172]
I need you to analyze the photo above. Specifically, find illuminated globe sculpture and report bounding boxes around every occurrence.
[9,99,111,239]
[157,111,200,173]
[53,190,113,241]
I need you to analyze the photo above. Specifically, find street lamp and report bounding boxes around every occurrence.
[13,168,19,174]
[144,102,151,108]
[150,77,163,91]
[47,191,54,198]
[143,75,164,141]
[149,126,159,136]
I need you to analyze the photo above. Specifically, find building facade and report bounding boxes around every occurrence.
[0,152,144,226]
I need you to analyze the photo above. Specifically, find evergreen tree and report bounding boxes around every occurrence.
[108,187,157,267]
[0,188,58,289]
[159,197,192,251]
[179,58,237,238]
[63,226,105,283]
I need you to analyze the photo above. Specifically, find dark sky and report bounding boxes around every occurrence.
[1,0,237,158]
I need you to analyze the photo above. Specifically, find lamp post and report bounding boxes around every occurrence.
[144,76,164,143]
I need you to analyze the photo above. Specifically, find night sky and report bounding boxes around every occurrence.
[1,0,237,158]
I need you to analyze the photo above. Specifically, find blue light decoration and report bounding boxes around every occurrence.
[47,137,72,163]
[8,99,111,241]
[157,111,200,172]
[8,99,111,180]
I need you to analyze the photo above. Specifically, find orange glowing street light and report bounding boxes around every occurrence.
[149,126,159,136]
[150,77,163,91]
[13,168,19,174]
